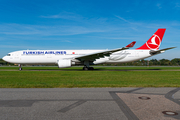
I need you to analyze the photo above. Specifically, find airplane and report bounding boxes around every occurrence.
[2,28,175,70]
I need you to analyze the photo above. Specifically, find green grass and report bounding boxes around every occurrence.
[0,66,180,70]
[0,66,180,88]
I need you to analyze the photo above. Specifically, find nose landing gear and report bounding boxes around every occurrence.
[18,64,22,71]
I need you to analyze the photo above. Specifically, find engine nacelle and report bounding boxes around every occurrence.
[57,59,72,68]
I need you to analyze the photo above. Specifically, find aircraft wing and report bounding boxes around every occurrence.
[150,47,176,55]
[74,41,136,61]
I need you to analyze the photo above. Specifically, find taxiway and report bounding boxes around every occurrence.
[0,88,179,120]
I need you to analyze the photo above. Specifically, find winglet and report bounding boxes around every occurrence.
[126,41,136,48]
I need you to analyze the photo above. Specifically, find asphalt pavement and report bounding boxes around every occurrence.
[0,88,179,120]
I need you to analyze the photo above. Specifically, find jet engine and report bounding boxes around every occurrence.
[57,59,72,68]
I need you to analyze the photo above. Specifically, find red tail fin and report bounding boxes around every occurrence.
[136,29,166,50]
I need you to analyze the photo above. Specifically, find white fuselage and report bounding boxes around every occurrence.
[2,49,152,65]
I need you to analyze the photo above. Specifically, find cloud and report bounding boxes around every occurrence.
[156,3,162,9]
[60,40,73,43]
[114,15,143,29]
[115,15,132,24]
[175,2,180,8]
[0,45,41,49]
[40,12,83,21]
[0,23,106,36]
[41,15,63,19]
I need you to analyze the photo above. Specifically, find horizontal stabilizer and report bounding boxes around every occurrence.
[150,47,176,55]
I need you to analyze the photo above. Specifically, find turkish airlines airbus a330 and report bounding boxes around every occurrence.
[2,28,175,70]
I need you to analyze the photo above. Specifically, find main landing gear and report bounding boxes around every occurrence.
[83,65,94,70]
[82,61,94,70]
[18,64,22,71]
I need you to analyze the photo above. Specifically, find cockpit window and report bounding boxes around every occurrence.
[7,54,11,56]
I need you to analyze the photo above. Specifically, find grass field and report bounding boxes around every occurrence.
[0,66,180,88]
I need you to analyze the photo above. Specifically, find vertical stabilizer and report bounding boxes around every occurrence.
[136,29,166,50]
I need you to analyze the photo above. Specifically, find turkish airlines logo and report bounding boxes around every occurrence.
[129,43,134,47]
[146,34,161,50]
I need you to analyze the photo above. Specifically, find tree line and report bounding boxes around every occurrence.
[98,58,180,66]
[103,58,180,66]
[0,58,180,66]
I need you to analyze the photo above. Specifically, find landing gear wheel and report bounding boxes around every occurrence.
[84,67,88,70]
[82,67,94,70]
[83,65,88,70]
[83,67,86,70]
[89,67,94,70]
[18,64,22,71]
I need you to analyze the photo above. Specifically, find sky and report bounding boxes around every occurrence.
[0,0,180,60]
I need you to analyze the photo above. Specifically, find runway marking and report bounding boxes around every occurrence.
[117,93,180,120]
[0,99,113,108]
[58,100,87,113]
[126,88,143,93]
[109,91,139,120]
[0,100,36,107]
[110,88,180,120]
[165,88,180,105]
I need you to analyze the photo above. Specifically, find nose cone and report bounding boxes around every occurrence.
[2,56,5,61]
[2,56,7,62]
